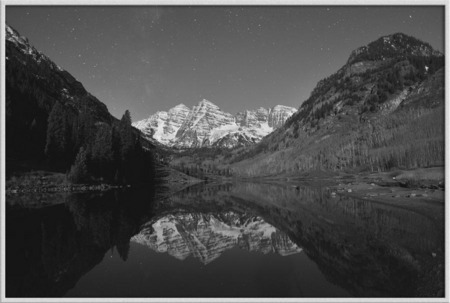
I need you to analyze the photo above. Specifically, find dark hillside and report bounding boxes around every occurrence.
[5,25,156,184]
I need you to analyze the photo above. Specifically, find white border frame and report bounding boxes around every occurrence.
[0,1,448,302]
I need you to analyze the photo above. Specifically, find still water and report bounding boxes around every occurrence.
[6,182,444,297]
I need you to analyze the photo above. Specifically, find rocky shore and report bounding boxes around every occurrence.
[5,183,129,194]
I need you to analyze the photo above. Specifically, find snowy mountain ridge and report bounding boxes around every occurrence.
[133,99,297,148]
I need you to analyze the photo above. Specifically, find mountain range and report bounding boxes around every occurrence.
[4,23,445,180]
[133,100,296,148]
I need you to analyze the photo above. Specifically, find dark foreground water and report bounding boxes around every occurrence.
[6,182,445,298]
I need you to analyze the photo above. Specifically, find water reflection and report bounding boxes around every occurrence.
[133,212,301,265]
[6,188,157,297]
[5,182,444,297]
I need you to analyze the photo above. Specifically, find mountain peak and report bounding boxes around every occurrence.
[6,24,64,71]
[6,24,31,51]
[273,104,296,111]
[173,103,189,109]
[169,104,190,112]
[6,24,19,39]
[347,32,442,65]
[198,99,218,108]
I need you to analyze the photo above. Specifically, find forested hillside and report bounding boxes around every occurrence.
[5,24,155,184]
[230,33,444,177]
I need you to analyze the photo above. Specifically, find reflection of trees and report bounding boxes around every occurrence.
[6,187,157,297]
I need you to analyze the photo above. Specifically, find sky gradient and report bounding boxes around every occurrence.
[5,6,445,122]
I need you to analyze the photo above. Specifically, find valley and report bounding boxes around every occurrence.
[4,25,445,200]
[3,5,446,299]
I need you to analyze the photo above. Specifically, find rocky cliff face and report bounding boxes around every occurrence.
[132,211,301,264]
[268,105,297,128]
[174,100,237,148]
[133,104,190,145]
[133,99,296,148]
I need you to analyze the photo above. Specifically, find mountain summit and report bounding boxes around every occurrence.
[133,100,296,148]
[347,32,442,65]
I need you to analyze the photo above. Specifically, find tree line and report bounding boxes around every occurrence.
[45,103,155,184]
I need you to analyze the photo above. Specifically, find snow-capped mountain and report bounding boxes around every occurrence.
[132,211,302,265]
[133,104,190,146]
[133,99,296,148]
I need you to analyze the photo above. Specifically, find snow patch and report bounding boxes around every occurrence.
[208,123,240,142]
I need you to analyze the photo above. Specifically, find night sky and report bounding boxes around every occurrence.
[5,6,444,122]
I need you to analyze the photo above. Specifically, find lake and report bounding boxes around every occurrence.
[5,182,445,298]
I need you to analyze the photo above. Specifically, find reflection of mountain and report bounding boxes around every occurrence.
[132,212,301,264]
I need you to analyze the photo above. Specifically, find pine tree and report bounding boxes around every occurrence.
[91,123,114,177]
[68,147,88,184]
[119,110,134,162]
[45,101,70,167]
[76,111,96,149]
[115,110,136,183]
